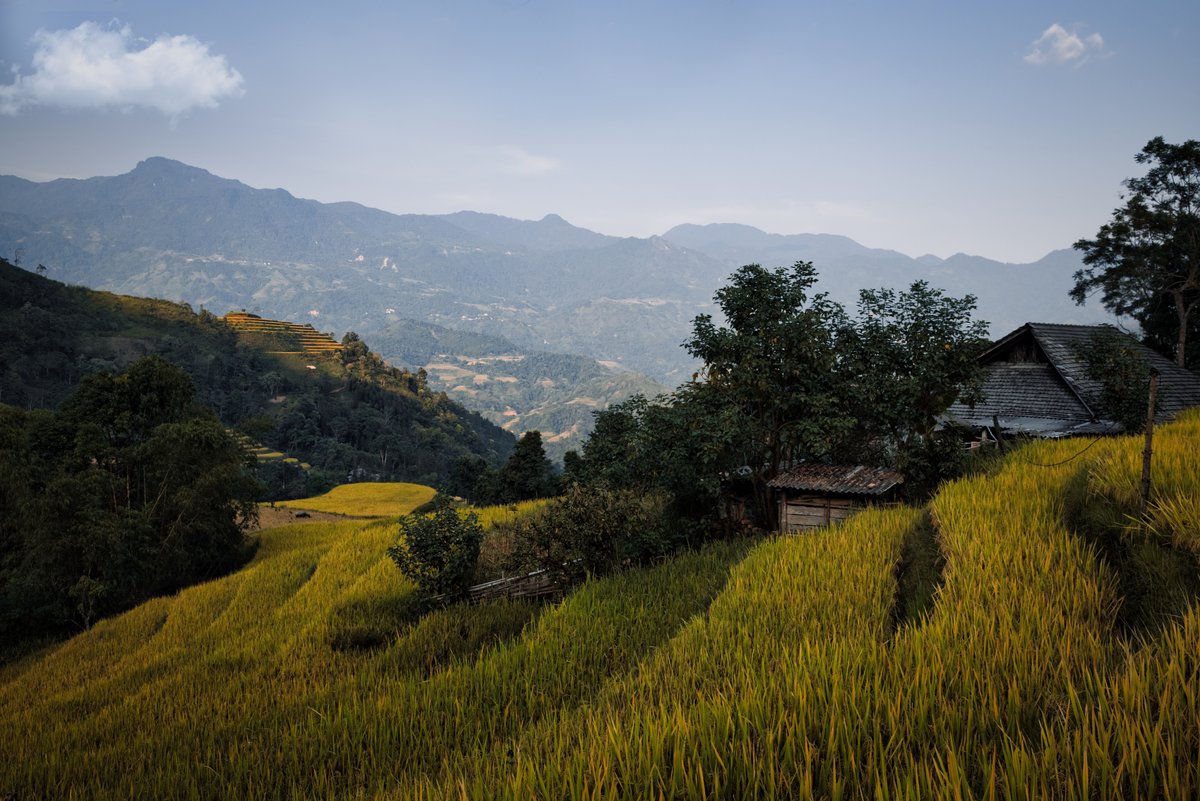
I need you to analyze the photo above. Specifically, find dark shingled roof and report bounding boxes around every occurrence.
[1021,323,1200,421]
[945,363,1100,435]
[946,322,1200,436]
[768,464,904,496]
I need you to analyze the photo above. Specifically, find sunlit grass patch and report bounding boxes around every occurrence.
[470,498,549,528]
[278,481,436,517]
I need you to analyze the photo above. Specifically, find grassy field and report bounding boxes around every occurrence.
[2,413,1198,799]
[277,481,437,517]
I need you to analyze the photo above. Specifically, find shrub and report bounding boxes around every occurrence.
[387,496,483,600]
[508,486,678,583]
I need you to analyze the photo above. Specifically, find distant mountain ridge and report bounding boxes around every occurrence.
[0,158,1121,398]
[660,224,1122,336]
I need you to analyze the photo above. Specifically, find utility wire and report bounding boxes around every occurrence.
[1013,435,1108,467]
[1006,422,1121,468]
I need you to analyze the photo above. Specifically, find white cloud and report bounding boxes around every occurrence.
[1024,23,1105,66]
[0,21,244,117]
[495,145,561,176]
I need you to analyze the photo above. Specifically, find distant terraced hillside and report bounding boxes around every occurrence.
[368,317,668,462]
[220,311,343,354]
[0,260,514,494]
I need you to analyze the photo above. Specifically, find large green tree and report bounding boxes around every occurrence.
[840,281,989,496]
[0,356,261,638]
[497,431,559,502]
[684,262,853,527]
[1073,137,1200,367]
[577,266,989,523]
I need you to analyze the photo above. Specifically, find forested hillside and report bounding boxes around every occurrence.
[0,259,513,492]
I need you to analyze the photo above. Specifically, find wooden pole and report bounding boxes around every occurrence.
[1139,367,1160,520]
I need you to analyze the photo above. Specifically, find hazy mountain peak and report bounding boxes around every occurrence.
[438,210,614,251]
[129,157,221,183]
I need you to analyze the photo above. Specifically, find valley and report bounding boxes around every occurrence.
[0,158,1120,456]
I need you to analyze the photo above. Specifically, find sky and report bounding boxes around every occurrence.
[1,0,1197,264]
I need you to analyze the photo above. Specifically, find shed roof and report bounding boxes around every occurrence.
[768,464,904,496]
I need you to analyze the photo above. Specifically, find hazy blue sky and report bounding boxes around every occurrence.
[1,0,1197,263]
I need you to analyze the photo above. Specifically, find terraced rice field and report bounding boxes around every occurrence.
[277,482,437,518]
[2,412,1197,799]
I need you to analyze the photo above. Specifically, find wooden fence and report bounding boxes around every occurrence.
[430,565,569,605]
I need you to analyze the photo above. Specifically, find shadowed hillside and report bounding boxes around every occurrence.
[0,259,513,492]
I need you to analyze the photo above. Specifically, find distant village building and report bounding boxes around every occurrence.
[769,464,904,533]
[945,323,1200,439]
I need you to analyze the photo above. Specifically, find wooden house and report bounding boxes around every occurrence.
[768,464,904,532]
[944,322,1200,438]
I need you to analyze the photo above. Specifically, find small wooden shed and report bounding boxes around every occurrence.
[769,464,904,532]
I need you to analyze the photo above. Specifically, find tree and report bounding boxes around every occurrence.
[840,281,989,496]
[506,485,673,584]
[1072,328,1157,433]
[1,357,260,638]
[684,262,852,527]
[1073,137,1200,367]
[580,386,749,525]
[497,431,559,502]
[387,496,483,600]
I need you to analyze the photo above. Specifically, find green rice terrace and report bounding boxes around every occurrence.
[2,414,1199,799]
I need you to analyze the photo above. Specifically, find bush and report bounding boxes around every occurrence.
[387,496,483,600]
[508,486,678,583]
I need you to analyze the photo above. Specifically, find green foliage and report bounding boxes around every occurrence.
[498,431,559,502]
[839,281,988,497]
[450,431,561,505]
[506,485,679,583]
[0,357,261,641]
[577,268,988,515]
[0,258,514,492]
[685,262,851,523]
[387,497,484,599]
[1072,327,1157,432]
[580,386,744,522]
[1073,136,1200,368]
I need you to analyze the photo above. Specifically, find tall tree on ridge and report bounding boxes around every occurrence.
[1073,137,1200,368]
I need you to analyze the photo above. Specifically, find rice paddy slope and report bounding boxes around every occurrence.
[276,482,437,518]
[1,411,1197,799]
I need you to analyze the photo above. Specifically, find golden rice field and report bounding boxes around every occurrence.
[1,412,1198,799]
[277,481,437,517]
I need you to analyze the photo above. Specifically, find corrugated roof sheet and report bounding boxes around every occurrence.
[768,464,904,496]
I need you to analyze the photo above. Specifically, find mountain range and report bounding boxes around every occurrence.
[0,157,1120,451]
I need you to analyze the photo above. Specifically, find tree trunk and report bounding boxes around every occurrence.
[1174,289,1188,367]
